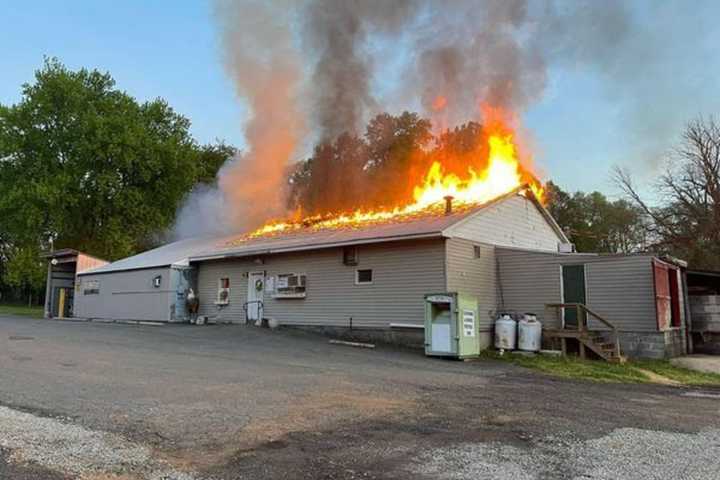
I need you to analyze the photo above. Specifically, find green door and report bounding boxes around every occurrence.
[562,265,586,328]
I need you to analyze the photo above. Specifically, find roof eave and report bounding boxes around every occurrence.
[189,231,445,263]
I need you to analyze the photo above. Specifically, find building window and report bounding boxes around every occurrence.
[153,275,162,288]
[355,269,373,285]
[473,245,482,258]
[343,247,359,265]
[83,280,100,295]
[217,277,230,304]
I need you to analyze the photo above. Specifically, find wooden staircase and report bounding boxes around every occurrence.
[544,303,626,363]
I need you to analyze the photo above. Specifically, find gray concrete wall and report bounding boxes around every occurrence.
[689,295,720,332]
[196,238,447,327]
[615,329,687,359]
[75,267,175,321]
[446,194,563,252]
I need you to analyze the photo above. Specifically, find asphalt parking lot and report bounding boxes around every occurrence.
[1,315,720,479]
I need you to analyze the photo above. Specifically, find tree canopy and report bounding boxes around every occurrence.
[545,182,646,254]
[0,59,233,303]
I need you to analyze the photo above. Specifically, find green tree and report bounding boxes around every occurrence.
[3,246,46,306]
[546,182,646,253]
[195,141,237,185]
[0,58,220,261]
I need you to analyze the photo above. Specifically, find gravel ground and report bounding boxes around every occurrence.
[411,428,720,480]
[0,405,200,479]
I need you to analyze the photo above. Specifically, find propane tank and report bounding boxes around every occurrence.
[494,314,517,351]
[518,313,542,352]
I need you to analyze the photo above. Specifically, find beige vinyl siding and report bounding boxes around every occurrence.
[75,267,174,321]
[495,249,564,327]
[496,248,661,332]
[584,257,658,331]
[445,238,497,330]
[197,260,249,322]
[446,194,562,251]
[197,239,446,327]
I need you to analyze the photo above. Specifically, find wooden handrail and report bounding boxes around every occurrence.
[545,302,622,362]
[545,303,618,332]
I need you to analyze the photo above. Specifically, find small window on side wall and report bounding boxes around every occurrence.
[473,245,482,258]
[343,247,359,265]
[355,269,373,285]
[153,275,162,288]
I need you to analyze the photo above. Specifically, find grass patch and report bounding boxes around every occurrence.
[634,360,720,386]
[483,351,720,386]
[0,304,44,318]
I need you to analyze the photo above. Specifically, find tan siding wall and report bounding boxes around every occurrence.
[75,267,173,321]
[495,249,563,327]
[197,239,447,328]
[584,257,657,331]
[446,195,562,252]
[446,239,497,330]
[496,248,660,332]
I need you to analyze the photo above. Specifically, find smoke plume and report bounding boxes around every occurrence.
[174,0,305,238]
[302,0,417,140]
[174,0,715,238]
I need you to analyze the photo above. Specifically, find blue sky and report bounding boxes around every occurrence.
[2,1,719,197]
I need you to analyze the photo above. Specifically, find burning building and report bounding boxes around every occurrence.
[61,119,691,359]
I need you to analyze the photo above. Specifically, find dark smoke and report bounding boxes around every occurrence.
[175,0,708,238]
[302,0,418,140]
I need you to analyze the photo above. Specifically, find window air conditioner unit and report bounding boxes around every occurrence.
[275,273,307,298]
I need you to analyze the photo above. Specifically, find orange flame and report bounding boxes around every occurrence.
[245,108,544,240]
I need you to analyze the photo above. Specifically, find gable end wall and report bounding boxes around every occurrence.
[445,194,562,252]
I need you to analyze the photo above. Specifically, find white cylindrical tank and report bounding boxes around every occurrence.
[518,313,542,352]
[494,314,517,350]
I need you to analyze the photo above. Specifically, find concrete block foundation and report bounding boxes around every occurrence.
[617,329,686,359]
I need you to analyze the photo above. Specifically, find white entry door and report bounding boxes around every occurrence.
[247,272,265,322]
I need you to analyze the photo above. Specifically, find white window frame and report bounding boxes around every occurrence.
[355,269,373,285]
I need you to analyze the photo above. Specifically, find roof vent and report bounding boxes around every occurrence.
[444,195,454,215]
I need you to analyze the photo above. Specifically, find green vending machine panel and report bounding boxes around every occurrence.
[424,292,479,358]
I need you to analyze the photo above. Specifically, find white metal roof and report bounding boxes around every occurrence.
[77,236,226,276]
